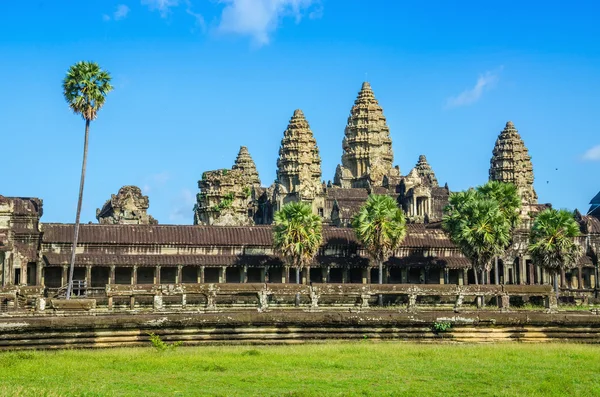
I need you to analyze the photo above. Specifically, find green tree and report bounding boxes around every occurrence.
[477,181,521,228]
[63,61,113,299]
[477,181,522,283]
[528,208,583,298]
[352,195,407,306]
[442,189,511,285]
[273,202,323,284]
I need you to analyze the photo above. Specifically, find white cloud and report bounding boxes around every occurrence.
[142,0,180,17]
[216,0,320,46]
[169,188,196,222]
[445,67,503,109]
[583,145,600,161]
[103,4,130,22]
[114,4,130,20]
[142,172,170,193]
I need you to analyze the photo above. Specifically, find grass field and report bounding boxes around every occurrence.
[0,342,598,396]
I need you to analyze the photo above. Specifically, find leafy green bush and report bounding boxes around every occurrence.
[148,332,182,352]
[432,321,452,333]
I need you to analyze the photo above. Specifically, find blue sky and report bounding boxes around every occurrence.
[1,0,599,224]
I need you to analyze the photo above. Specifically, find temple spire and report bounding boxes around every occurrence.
[276,109,322,198]
[489,121,537,204]
[334,81,399,188]
[414,155,438,187]
[232,146,260,186]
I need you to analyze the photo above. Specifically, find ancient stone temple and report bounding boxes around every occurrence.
[1,82,599,311]
[273,109,325,213]
[194,146,261,226]
[489,121,538,204]
[96,186,158,225]
[398,155,449,223]
[334,82,400,189]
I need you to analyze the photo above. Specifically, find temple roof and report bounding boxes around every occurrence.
[232,146,260,186]
[413,155,439,187]
[40,223,457,249]
[489,121,537,204]
[276,109,322,196]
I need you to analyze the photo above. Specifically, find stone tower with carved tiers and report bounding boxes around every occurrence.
[194,146,261,226]
[489,121,538,204]
[334,82,400,189]
[275,109,323,199]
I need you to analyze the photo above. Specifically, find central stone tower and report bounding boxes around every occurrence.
[489,121,538,204]
[334,82,400,188]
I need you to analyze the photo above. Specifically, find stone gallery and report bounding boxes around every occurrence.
[1,82,599,311]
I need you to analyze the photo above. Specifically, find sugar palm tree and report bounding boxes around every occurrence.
[477,181,521,283]
[528,208,583,299]
[273,202,323,285]
[477,181,521,228]
[63,61,113,299]
[443,189,511,285]
[352,195,406,306]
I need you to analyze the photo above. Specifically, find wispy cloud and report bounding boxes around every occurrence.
[216,0,321,46]
[445,67,503,109]
[169,188,196,222]
[103,4,130,22]
[142,171,171,193]
[582,145,600,161]
[142,0,180,18]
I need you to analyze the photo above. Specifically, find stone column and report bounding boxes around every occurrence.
[39,264,45,287]
[494,257,499,285]
[571,272,578,289]
[177,265,183,284]
[241,265,248,283]
[342,268,348,284]
[302,267,309,285]
[85,266,92,288]
[463,269,469,285]
[361,268,368,284]
[590,272,596,291]
[62,265,68,287]
[519,257,526,285]
[155,265,161,285]
[283,266,289,283]
[219,267,225,283]
[261,267,267,283]
[109,265,116,285]
[132,266,138,285]
[198,266,205,283]
[578,267,584,289]
[439,269,445,285]
[367,267,372,284]
[322,267,329,283]
[36,262,42,286]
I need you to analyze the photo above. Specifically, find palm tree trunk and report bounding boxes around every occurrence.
[554,271,559,302]
[378,259,383,306]
[295,266,300,306]
[66,119,90,300]
[473,268,479,285]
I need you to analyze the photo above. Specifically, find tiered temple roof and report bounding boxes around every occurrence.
[413,155,439,187]
[276,109,322,199]
[232,146,260,187]
[96,185,157,225]
[489,121,537,204]
[334,82,399,188]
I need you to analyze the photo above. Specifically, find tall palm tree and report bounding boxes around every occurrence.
[477,181,521,228]
[477,181,521,283]
[273,202,323,285]
[63,61,112,299]
[528,208,583,299]
[443,189,511,285]
[352,195,407,306]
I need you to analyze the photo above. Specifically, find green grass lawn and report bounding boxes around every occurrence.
[0,342,598,397]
